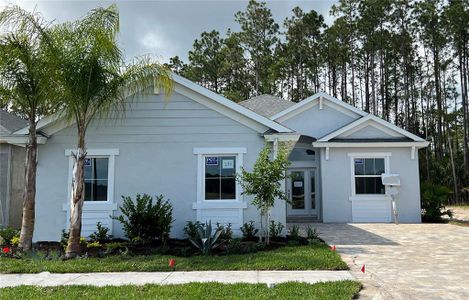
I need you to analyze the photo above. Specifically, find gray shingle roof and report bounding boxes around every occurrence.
[0,110,28,135]
[239,94,294,118]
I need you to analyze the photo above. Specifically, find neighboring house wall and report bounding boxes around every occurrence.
[279,102,360,138]
[320,147,421,223]
[0,144,10,226]
[33,90,283,241]
[9,145,25,228]
[0,144,25,228]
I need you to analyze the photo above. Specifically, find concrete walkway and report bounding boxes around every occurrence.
[0,270,354,287]
[309,223,469,300]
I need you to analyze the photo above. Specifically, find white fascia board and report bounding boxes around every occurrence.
[25,74,293,137]
[172,74,292,133]
[312,141,430,148]
[270,92,367,121]
[318,114,426,142]
[0,135,47,144]
[263,133,301,142]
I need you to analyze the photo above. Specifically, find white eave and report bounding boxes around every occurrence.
[270,92,368,121]
[0,135,48,145]
[317,114,427,143]
[13,74,293,137]
[172,74,292,133]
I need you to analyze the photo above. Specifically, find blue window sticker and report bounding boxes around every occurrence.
[206,157,218,166]
[354,159,364,164]
[84,158,92,166]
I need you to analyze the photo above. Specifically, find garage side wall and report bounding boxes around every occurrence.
[321,147,422,223]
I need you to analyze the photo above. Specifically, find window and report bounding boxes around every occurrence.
[353,158,385,194]
[288,148,315,161]
[205,156,236,200]
[84,157,109,201]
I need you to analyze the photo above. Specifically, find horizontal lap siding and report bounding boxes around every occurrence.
[35,91,267,241]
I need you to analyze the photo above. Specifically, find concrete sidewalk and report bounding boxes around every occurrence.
[0,270,354,287]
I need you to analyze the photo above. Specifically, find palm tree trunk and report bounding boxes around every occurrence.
[19,120,37,251]
[65,130,86,258]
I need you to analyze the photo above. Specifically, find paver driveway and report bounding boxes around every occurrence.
[311,223,469,300]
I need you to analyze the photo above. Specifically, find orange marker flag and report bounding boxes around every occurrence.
[361,264,365,273]
[169,259,176,269]
[330,245,336,251]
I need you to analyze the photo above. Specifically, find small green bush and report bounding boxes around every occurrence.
[88,222,112,244]
[184,221,201,240]
[269,221,284,239]
[289,225,300,240]
[421,182,452,222]
[305,225,320,243]
[240,221,258,240]
[113,194,173,244]
[0,227,19,246]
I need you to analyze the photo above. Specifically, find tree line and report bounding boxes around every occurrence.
[168,0,469,199]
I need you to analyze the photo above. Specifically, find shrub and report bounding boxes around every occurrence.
[105,242,128,255]
[86,241,102,249]
[10,236,20,247]
[60,230,86,250]
[113,194,173,243]
[216,223,233,242]
[88,222,112,244]
[189,221,222,255]
[240,221,258,240]
[305,225,320,242]
[289,225,300,240]
[0,227,19,246]
[183,221,201,240]
[421,182,452,222]
[269,221,284,239]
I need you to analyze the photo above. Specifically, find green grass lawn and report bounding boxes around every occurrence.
[0,281,361,300]
[0,244,347,273]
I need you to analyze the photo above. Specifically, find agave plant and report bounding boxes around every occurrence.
[189,220,222,255]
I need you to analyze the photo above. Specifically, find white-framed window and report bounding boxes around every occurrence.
[194,147,246,203]
[348,153,390,196]
[65,149,118,204]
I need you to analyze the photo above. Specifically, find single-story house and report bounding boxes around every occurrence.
[7,74,428,241]
[0,110,27,228]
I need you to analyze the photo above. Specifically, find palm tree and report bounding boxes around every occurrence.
[0,6,60,251]
[51,5,172,258]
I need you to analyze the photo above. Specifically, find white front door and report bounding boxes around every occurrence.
[286,168,318,216]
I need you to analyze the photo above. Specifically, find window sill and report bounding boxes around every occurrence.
[192,201,248,210]
[349,195,391,201]
[62,202,118,211]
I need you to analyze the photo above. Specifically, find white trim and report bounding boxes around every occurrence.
[313,141,429,148]
[0,135,47,144]
[325,147,330,161]
[65,148,119,205]
[12,73,292,138]
[411,146,416,160]
[348,152,391,199]
[64,148,119,235]
[173,74,292,133]
[193,147,246,155]
[193,147,246,204]
[264,133,301,142]
[318,114,426,142]
[340,121,402,138]
[271,92,367,121]
[65,148,119,156]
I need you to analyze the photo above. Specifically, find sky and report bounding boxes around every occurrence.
[0,0,337,63]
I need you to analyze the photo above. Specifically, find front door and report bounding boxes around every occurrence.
[286,168,318,216]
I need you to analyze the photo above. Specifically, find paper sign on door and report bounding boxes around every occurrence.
[293,181,303,188]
